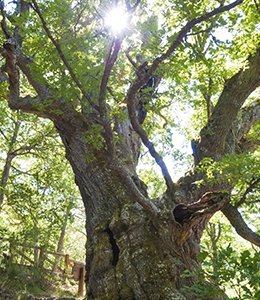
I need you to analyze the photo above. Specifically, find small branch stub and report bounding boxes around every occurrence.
[173,192,230,224]
[173,192,230,244]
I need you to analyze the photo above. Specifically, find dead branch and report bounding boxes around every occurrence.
[173,191,229,224]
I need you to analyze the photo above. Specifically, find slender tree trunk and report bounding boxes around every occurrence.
[0,119,20,211]
[56,212,69,254]
[52,208,70,272]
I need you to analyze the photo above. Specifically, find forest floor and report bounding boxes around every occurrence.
[0,264,85,300]
[0,285,84,300]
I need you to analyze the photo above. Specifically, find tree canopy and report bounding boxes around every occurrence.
[0,0,260,299]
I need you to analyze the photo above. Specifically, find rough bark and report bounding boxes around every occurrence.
[194,48,260,163]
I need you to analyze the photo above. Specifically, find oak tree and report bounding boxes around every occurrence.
[1,0,260,298]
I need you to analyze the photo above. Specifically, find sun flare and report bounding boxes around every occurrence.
[104,7,129,35]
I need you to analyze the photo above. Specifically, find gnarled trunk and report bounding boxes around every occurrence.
[54,117,227,300]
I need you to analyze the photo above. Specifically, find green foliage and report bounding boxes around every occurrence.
[200,213,260,299]
[201,245,260,299]
[180,268,226,299]
[182,245,260,300]
[0,105,85,295]
[197,150,260,206]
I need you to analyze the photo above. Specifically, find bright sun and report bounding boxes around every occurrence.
[104,7,129,35]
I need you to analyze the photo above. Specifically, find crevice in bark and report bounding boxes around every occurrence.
[105,226,120,267]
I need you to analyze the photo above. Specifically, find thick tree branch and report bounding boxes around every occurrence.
[222,97,260,154]
[174,192,229,224]
[175,192,230,244]
[199,47,260,160]
[111,161,159,218]
[16,49,49,99]
[234,98,260,141]
[2,39,19,102]
[6,94,87,127]
[99,38,122,155]
[222,203,260,247]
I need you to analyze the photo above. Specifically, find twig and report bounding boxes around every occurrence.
[73,3,89,33]
[235,177,260,207]
[125,46,138,69]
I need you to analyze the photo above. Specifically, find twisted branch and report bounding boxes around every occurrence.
[126,0,244,192]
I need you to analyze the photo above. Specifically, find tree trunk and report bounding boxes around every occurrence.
[0,119,20,211]
[52,208,70,273]
[54,117,227,300]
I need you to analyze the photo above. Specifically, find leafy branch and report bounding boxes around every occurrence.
[235,178,260,208]
[0,3,50,110]
[126,0,244,193]
[31,0,99,111]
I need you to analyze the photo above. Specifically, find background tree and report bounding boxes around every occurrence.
[0,101,85,293]
[0,0,260,299]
